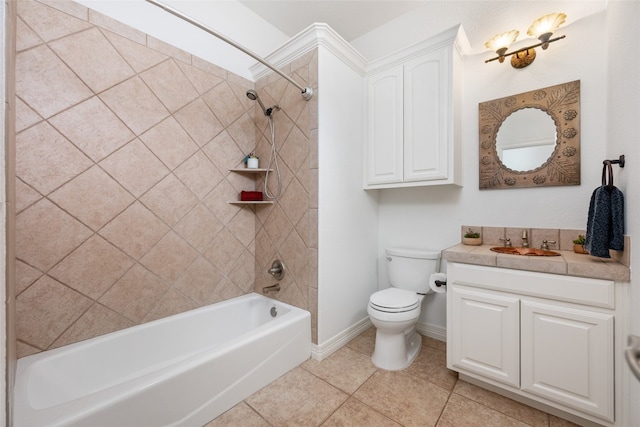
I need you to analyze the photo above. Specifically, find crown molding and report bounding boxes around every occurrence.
[250,23,368,80]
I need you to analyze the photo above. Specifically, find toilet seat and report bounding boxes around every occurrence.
[369,288,420,313]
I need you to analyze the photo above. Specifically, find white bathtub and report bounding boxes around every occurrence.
[14,293,311,427]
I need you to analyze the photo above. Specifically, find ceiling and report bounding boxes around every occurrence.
[238,1,607,54]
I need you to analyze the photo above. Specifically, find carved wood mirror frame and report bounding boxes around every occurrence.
[479,80,581,189]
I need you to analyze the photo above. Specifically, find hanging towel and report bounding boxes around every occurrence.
[584,179,625,258]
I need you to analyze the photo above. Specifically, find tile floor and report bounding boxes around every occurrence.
[205,328,581,427]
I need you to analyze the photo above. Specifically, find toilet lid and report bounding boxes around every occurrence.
[369,288,420,313]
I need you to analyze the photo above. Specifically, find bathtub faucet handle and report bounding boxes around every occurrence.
[268,260,285,280]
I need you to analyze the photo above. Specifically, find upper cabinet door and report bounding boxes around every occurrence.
[365,65,404,185]
[403,47,449,182]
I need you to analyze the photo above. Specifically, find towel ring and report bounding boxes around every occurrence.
[602,161,614,191]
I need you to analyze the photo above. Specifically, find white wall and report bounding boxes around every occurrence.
[317,46,379,346]
[606,2,640,425]
[370,12,608,331]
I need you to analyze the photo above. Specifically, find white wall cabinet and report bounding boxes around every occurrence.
[363,25,464,189]
[447,262,617,424]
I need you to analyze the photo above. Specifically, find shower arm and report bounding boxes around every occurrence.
[145,0,313,101]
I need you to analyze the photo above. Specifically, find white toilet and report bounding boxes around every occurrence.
[367,247,441,370]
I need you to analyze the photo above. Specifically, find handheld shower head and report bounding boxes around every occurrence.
[246,89,279,116]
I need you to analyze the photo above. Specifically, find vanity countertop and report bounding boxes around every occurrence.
[443,244,630,282]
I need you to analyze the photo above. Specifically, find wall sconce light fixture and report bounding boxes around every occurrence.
[485,13,566,68]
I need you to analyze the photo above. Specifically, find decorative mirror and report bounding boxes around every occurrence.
[479,80,580,189]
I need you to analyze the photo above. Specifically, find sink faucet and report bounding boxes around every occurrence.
[521,230,529,248]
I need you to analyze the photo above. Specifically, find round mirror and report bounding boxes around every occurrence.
[495,108,557,171]
[479,80,580,189]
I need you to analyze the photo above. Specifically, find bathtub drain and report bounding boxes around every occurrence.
[270,306,278,317]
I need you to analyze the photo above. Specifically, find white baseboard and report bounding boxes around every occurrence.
[416,321,447,343]
[311,319,446,361]
[311,317,372,361]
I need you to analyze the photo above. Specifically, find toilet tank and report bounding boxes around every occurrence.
[386,247,440,293]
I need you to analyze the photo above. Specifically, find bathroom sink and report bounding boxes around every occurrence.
[490,247,561,257]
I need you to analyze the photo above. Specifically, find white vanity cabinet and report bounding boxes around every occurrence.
[447,262,617,424]
[363,25,464,189]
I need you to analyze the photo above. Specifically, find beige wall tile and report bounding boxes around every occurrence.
[49,27,135,93]
[16,45,92,118]
[16,121,92,195]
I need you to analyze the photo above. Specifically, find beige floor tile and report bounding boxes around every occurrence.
[354,370,450,427]
[549,414,583,427]
[203,402,270,427]
[437,393,530,427]
[302,346,377,394]
[346,326,375,356]
[404,346,458,391]
[246,367,348,427]
[321,397,401,427]
[453,380,549,427]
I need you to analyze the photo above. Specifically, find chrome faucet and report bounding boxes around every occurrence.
[499,237,512,247]
[522,230,529,248]
[541,240,557,250]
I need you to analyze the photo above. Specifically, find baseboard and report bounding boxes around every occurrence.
[416,321,447,343]
[311,317,372,361]
[311,319,446,361]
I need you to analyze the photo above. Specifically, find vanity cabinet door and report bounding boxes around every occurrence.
[364,65,404,185]
[448,285,520,388]
[521,300,614,421]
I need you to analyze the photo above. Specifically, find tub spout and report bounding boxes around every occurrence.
[262,284,281,294]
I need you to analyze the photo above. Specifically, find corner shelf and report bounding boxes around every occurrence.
[227,168,274,205]
[227,200,274,205]
[228,168,272,173]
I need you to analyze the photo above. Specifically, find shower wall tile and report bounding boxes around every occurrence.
[98,201,169,260]
[50,304,134,350]
[177,61,225,95]
[16,121,92,195]
[140,174,199,226]
[15,0,260,356]
[15,96,41,133]
[174,98,224,147]
[174,152,224,200]
[16,45,93,119]
[14,179,41,214]
[88,11,146,45]
[17,275,93,349]
[141,116,199,170]
[49,27,135,93]
[48,235,134,300]
[174,204,223,252]
[16,199,92,271]
[147,35,192,64]
[48,96,135,162]
[99,139,169,198]
[140,59,199,113]
[39,0,88,21]
[202,83,246,128]
[16,17,44,52]
[104,30,167,73]
[17,0,92,43]
[99,264,169,323]
[100,76,169,135]
[48,166,134,231]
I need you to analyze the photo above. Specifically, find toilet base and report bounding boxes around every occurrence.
[371,327,422,370]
